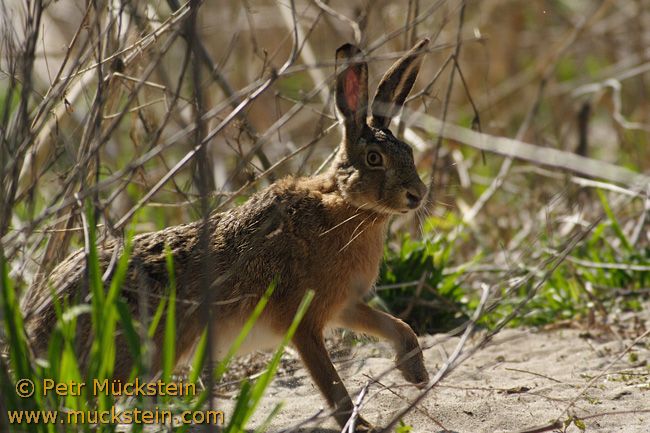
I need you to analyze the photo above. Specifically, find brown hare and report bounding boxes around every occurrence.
[22,39,431,432]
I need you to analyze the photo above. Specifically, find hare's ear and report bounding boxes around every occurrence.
[335,43,368,142]
[369,38,429,129]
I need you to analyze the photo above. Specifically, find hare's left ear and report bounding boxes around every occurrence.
[335,43,368,143]
[369,38,429,129]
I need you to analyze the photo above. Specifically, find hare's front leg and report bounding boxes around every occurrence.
[292,326,375,432]
[338,302,429,387]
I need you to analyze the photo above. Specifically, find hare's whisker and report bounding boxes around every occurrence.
[339,225,370,253]
[319,212,362,236]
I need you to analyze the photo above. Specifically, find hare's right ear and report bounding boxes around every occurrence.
[369,38,429,129]
[335,43,368,142]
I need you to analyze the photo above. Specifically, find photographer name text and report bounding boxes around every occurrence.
[40,379,195,397]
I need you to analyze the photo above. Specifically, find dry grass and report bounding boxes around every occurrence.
[1,0,649,431]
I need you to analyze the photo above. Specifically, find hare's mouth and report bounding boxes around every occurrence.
[372,203,414,215]
[365,203,411,215]
[382,202,418,215]
[397,207,419,215]
[342,191,415,215]
[382,206,413,215]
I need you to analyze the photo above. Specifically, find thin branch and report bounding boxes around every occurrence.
[425,0,465,207]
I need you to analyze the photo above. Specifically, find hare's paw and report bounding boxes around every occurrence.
[396,350,429,388]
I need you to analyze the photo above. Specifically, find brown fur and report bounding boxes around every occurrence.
[21,40,431,433]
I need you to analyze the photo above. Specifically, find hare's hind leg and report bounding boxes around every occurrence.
[292,326,375,432]
[338,302,429,387]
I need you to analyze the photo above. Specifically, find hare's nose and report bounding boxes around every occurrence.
[406,190,422,209]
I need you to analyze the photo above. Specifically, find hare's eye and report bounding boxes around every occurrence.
[366,151,383,167]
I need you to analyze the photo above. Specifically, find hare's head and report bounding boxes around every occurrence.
[331,39,429,215]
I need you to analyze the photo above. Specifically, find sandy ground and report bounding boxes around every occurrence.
[216,306,650,433]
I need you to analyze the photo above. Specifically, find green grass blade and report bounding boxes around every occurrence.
[99,231,134,380]
[84,200,104,322]
[253,402,284,433]
[0,254,31,380]
[147,296,167,339]
[213,280,277,381]
[597,189,632,251]
[177,282,277,433]
[115,300,144,379]
[162,246,176,387]
[189,328,208,384]
[225,380,252,432]
[236,289,314,432]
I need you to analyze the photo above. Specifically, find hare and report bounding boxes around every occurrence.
[21,39,431,431]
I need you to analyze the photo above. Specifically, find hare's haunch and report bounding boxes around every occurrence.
[22,39,431,432]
